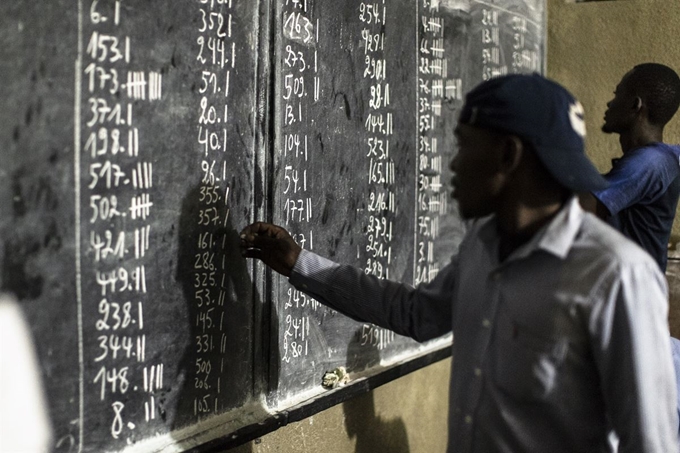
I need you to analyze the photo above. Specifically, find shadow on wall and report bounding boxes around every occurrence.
[226,443,256,453]
[343,328,410,453]
[224,329,412,453]
[171,180,264,453]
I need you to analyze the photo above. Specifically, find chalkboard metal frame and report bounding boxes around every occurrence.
[253,0,278,412]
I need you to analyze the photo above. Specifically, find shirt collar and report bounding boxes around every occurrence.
[476,196,584,262]
[534,196,583,259]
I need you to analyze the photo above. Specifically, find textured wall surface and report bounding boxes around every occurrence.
[547,0,680,242]
[666,260,680,336]
[226,358,451,453]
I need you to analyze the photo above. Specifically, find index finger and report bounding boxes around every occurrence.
[240,222,283,243]
[240,222,266,238]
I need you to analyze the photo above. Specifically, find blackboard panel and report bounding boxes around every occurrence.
[1,3,81,452]
[0,0,545,451]
[74,1,260,450]
[2,1,260,452]
[269,0,459,406]
[269,0,545,408]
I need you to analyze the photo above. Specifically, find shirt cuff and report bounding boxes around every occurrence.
[289,249,341,294]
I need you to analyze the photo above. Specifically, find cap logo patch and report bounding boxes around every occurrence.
[569,101,586,138]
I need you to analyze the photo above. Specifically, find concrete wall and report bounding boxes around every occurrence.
[226,358,451,453]
[226,1,680,451]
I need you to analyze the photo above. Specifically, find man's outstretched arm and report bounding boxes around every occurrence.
[239,222,455,342]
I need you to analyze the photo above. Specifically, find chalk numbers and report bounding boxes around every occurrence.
[510,15,539,72]
[415,1,450,285]
[360,0,394,281]
[279,0,320,365]
[190,0,236,419]
[82,0,163,442]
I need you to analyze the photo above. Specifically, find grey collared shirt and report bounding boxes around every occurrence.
[289,197,678,452]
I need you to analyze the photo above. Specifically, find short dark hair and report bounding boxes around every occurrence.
[628,63,680,126]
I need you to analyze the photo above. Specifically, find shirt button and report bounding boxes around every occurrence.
[474,368,482,377]
[492,272,501,281]
[465,415,473,424]
[482,319,491,328]
[301,284,308,289]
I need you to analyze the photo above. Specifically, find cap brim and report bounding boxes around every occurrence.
[535,146,610,192]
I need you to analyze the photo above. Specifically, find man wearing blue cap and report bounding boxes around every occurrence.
[240,74,678,452]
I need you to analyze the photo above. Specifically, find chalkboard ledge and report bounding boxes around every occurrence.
[190,344,452,453]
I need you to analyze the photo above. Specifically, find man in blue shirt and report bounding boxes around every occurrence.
[580,64,680,440]
[241,75,678,452]
[582,63,680,272]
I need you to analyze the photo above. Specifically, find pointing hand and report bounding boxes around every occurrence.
[239,222,301,277]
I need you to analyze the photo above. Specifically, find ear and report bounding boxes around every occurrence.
[632,95,643,112]
[499,135,524,175]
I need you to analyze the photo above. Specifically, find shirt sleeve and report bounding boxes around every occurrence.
[593,151,669,216]
[288,249,457,342]
[671,338,680,438]
[589,261,679,452]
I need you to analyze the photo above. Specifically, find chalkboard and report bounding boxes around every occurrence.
[269,0,545,406]
[0,0,545,451]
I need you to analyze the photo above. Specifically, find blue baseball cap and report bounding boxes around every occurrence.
[459,73,609,192]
